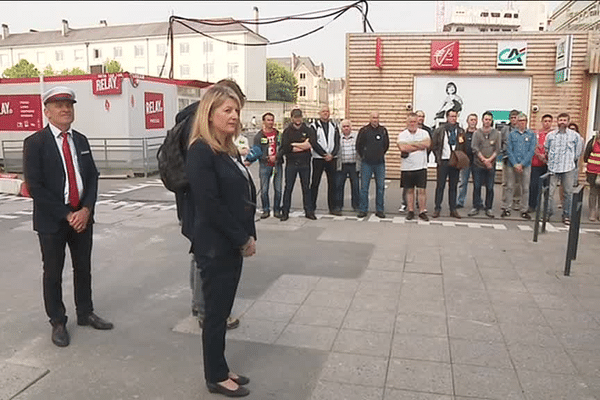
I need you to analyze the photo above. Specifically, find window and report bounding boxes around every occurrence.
[37,52,45,64]
[135,45,144,57]
[504,13,512,18]
[456,27,465,32]
[114,47,122,58]
[227,62,238,77]
[0,54,8,66]
[539,26,544,31]
[74,49,84,61]
[156,44,165,56]
[93,49,101,59]
[17,53,26,61]
[203,62,214,76]
[299,72,306,80]
[480,12,489,17]
[490,28,500,32]
[55,50,64,61]
[299,86,306,97]
[227,42,238,51]
[480,28,488,32]
[491,12,500,17]
[502,28,512,32]
[203,41,213,53]
[514,14,519,18]
[180,42,189,54]
[180,64,190,76]
[135,66,145,74]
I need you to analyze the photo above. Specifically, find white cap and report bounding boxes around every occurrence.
[42,86,77,105]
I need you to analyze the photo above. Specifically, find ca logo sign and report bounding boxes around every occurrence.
[497,41,527,69]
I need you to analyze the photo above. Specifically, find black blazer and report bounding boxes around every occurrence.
[185,140,257,259]
[23,125,99,234]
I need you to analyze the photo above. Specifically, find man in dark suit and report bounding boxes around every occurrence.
[23,86,113,348]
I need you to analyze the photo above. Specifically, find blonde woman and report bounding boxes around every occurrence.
[584,132,600,221]
[185,85,256,397]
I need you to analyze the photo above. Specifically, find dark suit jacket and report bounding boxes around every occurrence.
[431,123,466,164]
[23,125,99,234]
[185,140,257,259]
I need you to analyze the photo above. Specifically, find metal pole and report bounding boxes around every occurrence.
[142,137,148,178]
[564,185,584,276]
[533,176,544,242]
[541,173,551,234]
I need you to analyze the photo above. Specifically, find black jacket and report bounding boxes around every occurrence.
[23,125,99,234]
[185,140,257,259]
[356,124,389,164]
[278,123,315,164]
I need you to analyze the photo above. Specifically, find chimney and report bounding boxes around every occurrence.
[61,19,69,36]
[1,24,8,40]
[100,20,107,27]
[253,7,259,34]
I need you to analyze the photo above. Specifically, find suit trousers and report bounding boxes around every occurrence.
[38,222,94,325]
[198,253,243,383]
[434,160,460,212]
[282,161,312,213]
[310,158,337,212]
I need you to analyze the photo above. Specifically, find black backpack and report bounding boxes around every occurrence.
[157,117,190,193]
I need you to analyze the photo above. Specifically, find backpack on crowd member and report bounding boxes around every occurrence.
[157,116,190,193]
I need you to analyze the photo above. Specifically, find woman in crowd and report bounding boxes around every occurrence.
[186,84,257,397]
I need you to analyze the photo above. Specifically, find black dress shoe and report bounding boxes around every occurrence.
[280,212,289,221]
[78,313,114,330]
[229,374,250,385]
[357,212,367,218]
[330,210,342,216]
[432,210,440,218]
[305,212,317,220]
[51,323,70,347]
[274,211,282,219]
[260,211,270,219]
[206,382,250,397]
[375,211,386,219]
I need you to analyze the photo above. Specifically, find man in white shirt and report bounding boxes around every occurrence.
[397,113,431,220]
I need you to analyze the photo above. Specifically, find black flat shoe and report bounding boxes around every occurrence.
[77,313,114,330]
[206,382,250,397]
[51,323,70,347]
[229,374,250,385]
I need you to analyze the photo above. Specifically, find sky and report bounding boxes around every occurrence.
[1,1,561,79]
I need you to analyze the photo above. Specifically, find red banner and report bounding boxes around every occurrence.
[431,41,459,70]
[0,95,43,132]
[144,92,164,129]
[92,73,123,95]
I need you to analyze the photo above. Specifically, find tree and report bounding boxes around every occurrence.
[43,65,57,76]
[60,67,86,76]
[266,60,297,103]
[104,59,123,73]
[2,59,40,78]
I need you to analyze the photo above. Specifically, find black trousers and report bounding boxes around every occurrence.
[38,222,94,325]
[310,158,337,212]
[198,253,243,383]
[282,161,312,213]
[337,163,360,211]
[434,160,460,212]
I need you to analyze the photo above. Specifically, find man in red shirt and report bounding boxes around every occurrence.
[253,112,283,219]
[528,114,552,212]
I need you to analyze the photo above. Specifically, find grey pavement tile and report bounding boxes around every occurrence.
[483,279,528,293]
[443,277,487,292]
[310,381,383,400]
[342,309,396,333]
[333,329,393,357]
[0,362,49,400]
[314,277,360,294]
[350,293,399,313]
[581,376,600,400]
[523,281,571,295]
[368,259,404,272]
[447,317,503,342]
[453,364,525,400]
[243,300,300,323]
[446,302,497,324]
[225,318,287,344]
[402,272,444,288]
[508,343,577,374]
[540,308,600,330]
[568,349,600,376]
[404,262,442,274]
[319,352,388,387]
[517,369,596,400]
[577,296,600,313]
[486,290,538,308]
[479,267,522,281]
[532,293,584,311]
[304,290,354,310]
[291,305,347,328]
[391,335,450,363]
[405,251,440,265]
[450,338,513,369]
[445,289,490,307]
[493,305,547,326]
[554,327,600,350]
[396,297,446,317]
[384,388,452,400]
[259,285,312,304]
[360,269,405,283]
[386,359,453,395]
[499,323,562,347]
[275,324,338,351]
[357,281,402,297]
[271,274,321,291]
[395,314,448,338]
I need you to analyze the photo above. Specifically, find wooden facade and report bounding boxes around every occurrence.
[346,32,593,179]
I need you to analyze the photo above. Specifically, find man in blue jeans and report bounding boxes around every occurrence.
[470,111,501,218]
[457,113,478,209]
[356,112,389,218]
[336,119,360,212]
[253,113,283,219]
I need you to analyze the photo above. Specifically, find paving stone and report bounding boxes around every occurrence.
[479,267,521,281]
[243,301,300,323]
[356,281,402,297]
[453,364,525,400]
[225,318,287,344]
[360,269,404,283]
[531,293,583,310]
[314,277,360,293]
[0,362,49,400]
[291,305,346,328]
[396,297,446,317]
[499,323,562,347]
[350,293,399,313]
[395,314,448,337]
[483,279,528,293]
[386,359,453,395]
[333,329,393,357]
[517,369,596,400]
[404,262,442,274]
[319,352,388,387]
[276,324,338,351]
[304,290,354,310]
[450,338,513,369]
[540,308,600,330]
[446,302,497,324]
[568,349,600,376]
[271,274,321,291]
[384,388,452,400]
[367,259,404,272]
[493,305,547,326]
[310,381,383,400]
[259,285,312,304]
[342,309,396,333]
[486,290,538,308]
[447,317,503,342]
[391,335,450,363]
[510,344,577,376]
[554,327,600,350]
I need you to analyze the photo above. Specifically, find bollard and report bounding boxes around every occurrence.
[564,185,584,276]
[533,172,551,242]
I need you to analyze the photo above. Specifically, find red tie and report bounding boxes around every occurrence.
[61,132,80,209]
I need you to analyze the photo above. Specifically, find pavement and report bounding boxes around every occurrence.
[1,167,600,400]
